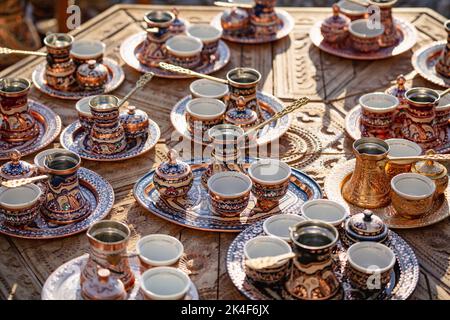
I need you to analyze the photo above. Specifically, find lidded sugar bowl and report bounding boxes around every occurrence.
[76,60,108,90]
[153,149,194,198]
[344,210,388,244]
[81,267,127,300]
[119,105,149,139]
[221,8,250,35]
[411,150,448,198]
[320,4,350,44]
[0,150,35,181]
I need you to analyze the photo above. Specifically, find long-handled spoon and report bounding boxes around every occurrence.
[214,1,254,9]
[1,175,49,188]
[117,72,155,108]
[0,47,47,57]
[245,252,295,270]
[158,62,228,84]
[440,87,450,99]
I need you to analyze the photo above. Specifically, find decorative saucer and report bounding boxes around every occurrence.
[60,120,161,162]
[134,160,322,233]
[0,168,114,239]
[210,9,294,44]
[0,100,62,161]
[227,219,419,300]
[32,58,125,100]
[309,18,417,60]
[42,254,199,300]
[345,105,450,153]
[412,41,450,88]
[171,92,291,147]
[324,159,450,229]
[120,32,230,78]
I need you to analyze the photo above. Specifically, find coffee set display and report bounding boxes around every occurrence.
[1,35,125,100]
[412,20,450,88]
[210,0,295,44]
[42,221,199,300]
[309,0,417,60]
[120,9,230,78]
[0,77,62,160]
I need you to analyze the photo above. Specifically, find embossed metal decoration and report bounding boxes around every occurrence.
[345,105,450,153]
[60,120,160,162]
[119,32,230,78]
[309,18,417,60]
[171,92,291,147]
[42,254,199,300]
[412,41,450,88]
[0,168,114,239]
[133,160,322,232]
[226,220,419,300]
[31,58,125,100]
[210,9,294,44]
[0,100,61,161]
[324,159,450,229]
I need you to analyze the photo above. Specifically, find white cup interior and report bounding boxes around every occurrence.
[186,98,226,119]
[141,267,190,299]
[137,234,184,266]
[337,0,367,14]
[244,236,291,260]
[0,184,41,209]
[391,173,435,200]
[248,159,291,184]
[350,19,384,37]
[301,200,348,225]
[208,172,252,198]
[347,242,395,273]
[386,139,422,157]
[359,93,399,113]
[187,24,222,42]
[166,36,203,56]
[190,79,229,99]
[71,40,105,58]
[263,214,305,241]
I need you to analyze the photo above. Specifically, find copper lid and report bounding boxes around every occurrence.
[0,150,35,180]
[347,210,385,237]
[81,267,127,300]
[76,60,108,85]
[155,149,192,181]
[322,4,350,31]
[412,150,447,179]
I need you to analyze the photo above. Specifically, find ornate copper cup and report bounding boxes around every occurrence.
[368,0,398,47]
[436,20,450,78]
[250,0,280,37]
[342,138,391,209]
[81,220,135,292]
[226,68,261,113]
[0,78,39,143]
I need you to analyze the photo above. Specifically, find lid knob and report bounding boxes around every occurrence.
[168,149,179,165]
[236,96,246,111]
[425,149,436,166]
[332,3,340,16]
[97,268,110,284]
[172,7,179,17]
[396,74,406,89]
[363,209,373,222]
[127,105,136,115]
[87,59,96,69]
[9,149,21,164]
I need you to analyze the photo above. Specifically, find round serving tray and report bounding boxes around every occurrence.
[42,254,199,300]
[32,58,125,100]
[309,18,417,60]
[133,159,322,233]
[0,100,62,161]
[324,158,450,229]
[0,167,114,239]
[60,120,160,162]
[120,32,230,78]
[171,92,291,147]
[412,41,450,88]
[227,219,419,300]
[210,9,294,44]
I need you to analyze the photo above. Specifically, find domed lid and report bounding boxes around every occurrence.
[322,4,350,31]
[386,74,408,101]
[0,150,35,180]
[412,150,447,179]
[222,7,249,22]
[346,210,386,238]
[81,267,127,300]
[120,105,149,125]
[155,149,192,181]
[225,96,258,127]
[77,60,108,79]
[170,8,186,34]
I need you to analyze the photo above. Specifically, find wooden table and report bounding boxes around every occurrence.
[0,5,449,300]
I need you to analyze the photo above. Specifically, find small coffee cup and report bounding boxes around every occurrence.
[165,35,203,69]
[385,139,422,181]
[390,173,435,219]
[190,79,229,100]
[346,242,396,291]
[140,266,191,300]
[186,24,222,57]
[137,234,184,271]
[263,214,306,242]
[301,199,348,228]
[207,171,252,217]
[76,96,94,131]
[248,159,291,205]
[349,19,384,52]
[359,92,399,139]
[244,236,292,285]
[186,98,226,135]
[337,0,368,21]
[0,183,43,226]
[70,39,106,66]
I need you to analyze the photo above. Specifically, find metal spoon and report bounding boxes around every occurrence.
[0,47,47,57]
[1,175,49,188]
[245,252,295,270]
[214,1,254,9]
[117,72,155,108]
[158,62,228,84]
